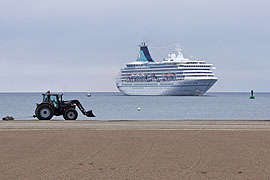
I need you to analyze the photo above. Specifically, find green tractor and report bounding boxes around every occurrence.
[34,92,95,120]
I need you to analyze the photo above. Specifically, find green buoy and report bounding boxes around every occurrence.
[250,90,255,99]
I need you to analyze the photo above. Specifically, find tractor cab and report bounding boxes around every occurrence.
[42,93,62,108]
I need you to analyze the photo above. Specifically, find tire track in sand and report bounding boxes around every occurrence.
[133,140,154,167]
[172,137,204,178]
[44,135,115,179]
[0,131,74,180]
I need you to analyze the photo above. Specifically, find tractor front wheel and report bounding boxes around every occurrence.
[35,104,54,120]
[63,108,78,120]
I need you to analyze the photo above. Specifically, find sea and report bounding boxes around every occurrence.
[0,92,269,120]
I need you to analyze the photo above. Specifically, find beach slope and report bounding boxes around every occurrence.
[1,120,270,179]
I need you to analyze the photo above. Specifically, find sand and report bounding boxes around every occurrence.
[1,120,270,179]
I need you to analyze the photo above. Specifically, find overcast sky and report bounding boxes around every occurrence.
[0,0,269,92]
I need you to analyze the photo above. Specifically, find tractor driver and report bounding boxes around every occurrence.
[44,91,51,102]
[44,91,58,108]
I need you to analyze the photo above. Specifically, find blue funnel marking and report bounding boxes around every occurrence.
[137,50,148,62]
[136,45,154,62]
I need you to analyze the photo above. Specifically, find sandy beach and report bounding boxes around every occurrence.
[1,120,270,179]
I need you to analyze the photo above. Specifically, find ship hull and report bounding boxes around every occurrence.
[116,78,217,96]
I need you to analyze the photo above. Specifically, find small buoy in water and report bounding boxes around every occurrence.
[137,107,141,111]
[87,93,91,97]
[250,90,255,99]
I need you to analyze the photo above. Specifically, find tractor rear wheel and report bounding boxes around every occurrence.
[63,108,78,120]
[35,104,54,120]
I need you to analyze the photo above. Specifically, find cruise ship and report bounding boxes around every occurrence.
[116,43,217,96]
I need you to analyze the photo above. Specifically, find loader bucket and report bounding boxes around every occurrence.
[85,110,95,117]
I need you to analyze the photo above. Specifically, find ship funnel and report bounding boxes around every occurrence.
[136,42,154,62]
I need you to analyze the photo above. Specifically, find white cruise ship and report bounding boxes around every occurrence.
[116,43,217,96]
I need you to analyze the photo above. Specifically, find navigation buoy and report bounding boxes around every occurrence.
[87,93,91,97]
[137,107,141,111]
[250,90,255,99]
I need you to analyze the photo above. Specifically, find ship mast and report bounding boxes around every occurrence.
[175,43,185,60]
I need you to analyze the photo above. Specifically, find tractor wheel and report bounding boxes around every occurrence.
[63,108,78,120]
[35,104,54,120]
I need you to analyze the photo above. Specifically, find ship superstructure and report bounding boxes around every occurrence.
[116,43,217,96]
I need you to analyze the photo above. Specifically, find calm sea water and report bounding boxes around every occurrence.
[0,92,269,120]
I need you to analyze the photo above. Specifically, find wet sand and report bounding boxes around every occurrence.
[1,120,270,179]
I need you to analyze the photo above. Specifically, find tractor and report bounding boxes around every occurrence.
[34,91,95,120]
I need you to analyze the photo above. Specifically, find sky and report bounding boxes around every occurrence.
[0,0,269,92]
